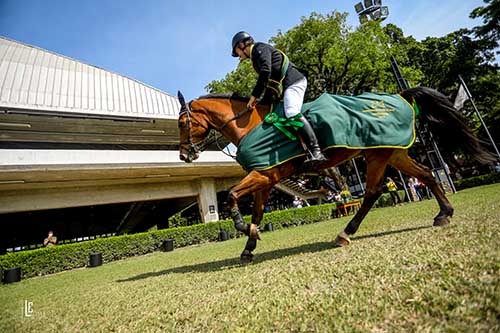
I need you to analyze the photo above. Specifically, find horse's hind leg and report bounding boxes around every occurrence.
[237,189,272,264]
[389,150,453,226]
[335,150,391,246]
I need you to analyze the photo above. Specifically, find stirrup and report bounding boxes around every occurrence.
[305,150,327,164]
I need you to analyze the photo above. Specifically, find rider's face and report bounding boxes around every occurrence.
[235,44,248,61]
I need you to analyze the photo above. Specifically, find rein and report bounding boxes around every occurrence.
[218,107,252,132]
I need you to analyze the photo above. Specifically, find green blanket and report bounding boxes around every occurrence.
[236,92,416,171]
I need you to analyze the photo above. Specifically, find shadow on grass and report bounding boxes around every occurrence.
[117,225,432,283]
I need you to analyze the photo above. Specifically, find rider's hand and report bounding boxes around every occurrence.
[247,96,257,110]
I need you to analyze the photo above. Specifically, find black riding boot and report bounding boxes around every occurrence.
[297,116,327,167]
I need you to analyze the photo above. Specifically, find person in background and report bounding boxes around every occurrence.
[385,177,401,206]
[408,178,419,202]
[43,230,57,248]
[413,177,424,201]
[292,196,304,208]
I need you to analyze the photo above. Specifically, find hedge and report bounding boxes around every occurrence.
[375,190,407,207]
[454,173,500,191]
[0,203,340,279]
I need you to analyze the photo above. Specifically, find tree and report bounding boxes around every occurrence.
[206,11,421,99]
[382,23,424,88]
[271,12,398,99]
[470,0,500,52]
[205,59,256,96]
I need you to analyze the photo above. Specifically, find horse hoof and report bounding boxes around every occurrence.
[249,224,261,240]
[433,217,450,227]
[334,232,351,247]
[240,253,253,265]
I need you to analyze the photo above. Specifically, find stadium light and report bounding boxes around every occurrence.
[354,0,388,24]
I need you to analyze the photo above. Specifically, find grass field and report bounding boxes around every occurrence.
[1,184,499,332]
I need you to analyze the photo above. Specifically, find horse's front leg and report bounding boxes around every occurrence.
[228,171,274,264]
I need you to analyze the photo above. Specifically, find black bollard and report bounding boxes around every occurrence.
[218,230,229,241]
[264,223,274,232]
[162,239,174,252]
[89,253,102,267]
[3,267,21,283]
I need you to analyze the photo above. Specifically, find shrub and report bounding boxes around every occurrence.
[375,190,406,208]
[454,173,500,191]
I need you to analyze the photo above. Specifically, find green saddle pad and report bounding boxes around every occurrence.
[236,92,416,171]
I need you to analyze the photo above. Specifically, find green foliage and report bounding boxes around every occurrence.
[470,0,500,46]
[168,212,189,227]
[271,12,409,98]
[205,60,256,96]
[0,222,223,278]
[261,204,335,229]
[375,190,407,207]
[454,172,500,190]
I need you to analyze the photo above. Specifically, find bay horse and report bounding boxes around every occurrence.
[177,87,494,264]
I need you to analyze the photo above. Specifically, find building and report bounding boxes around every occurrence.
[0,36,245,251]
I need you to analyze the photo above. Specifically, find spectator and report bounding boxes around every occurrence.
[292,197,303,208]
[385,177,401,206]
[408,178,419,202]
[326,190,335,202]
[412,177,424,201]
[334,191,342,202]
[43,231,57,248]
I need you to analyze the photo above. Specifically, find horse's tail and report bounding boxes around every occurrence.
[400,86,496,165]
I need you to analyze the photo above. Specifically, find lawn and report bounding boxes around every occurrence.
[1,184,499,332]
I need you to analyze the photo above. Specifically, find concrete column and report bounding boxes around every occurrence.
[197,178,219,223]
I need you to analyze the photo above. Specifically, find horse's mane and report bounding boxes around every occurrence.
[197,93,249,102]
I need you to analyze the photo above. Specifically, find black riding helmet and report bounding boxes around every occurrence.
[231,31,254,57]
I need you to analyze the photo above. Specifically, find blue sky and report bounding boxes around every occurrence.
[0,0,485,99]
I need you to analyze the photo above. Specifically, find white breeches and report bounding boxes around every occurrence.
[283,77,307,118]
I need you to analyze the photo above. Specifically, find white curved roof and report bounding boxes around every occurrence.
[0,36,180,119]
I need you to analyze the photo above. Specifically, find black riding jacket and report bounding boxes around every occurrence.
[250,42,305,100]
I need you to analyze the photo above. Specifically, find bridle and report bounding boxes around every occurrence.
[177,91,253,159]
[178,93,209,158]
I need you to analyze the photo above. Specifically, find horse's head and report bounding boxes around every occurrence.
[177,91,211,163]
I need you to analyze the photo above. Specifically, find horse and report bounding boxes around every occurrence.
[177,87,495,264]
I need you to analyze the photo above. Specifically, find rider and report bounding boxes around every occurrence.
[231,31,327,166]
